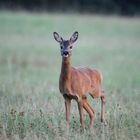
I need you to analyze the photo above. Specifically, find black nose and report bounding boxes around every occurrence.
[63,51,69,55]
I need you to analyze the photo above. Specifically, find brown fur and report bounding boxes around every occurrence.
[59,57,105,129]
[53,31,105,129]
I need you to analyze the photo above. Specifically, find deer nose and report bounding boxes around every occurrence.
[63,51,69,55]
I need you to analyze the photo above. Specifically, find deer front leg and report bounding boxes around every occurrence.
[64,95,71,129]
[77,100,85,130]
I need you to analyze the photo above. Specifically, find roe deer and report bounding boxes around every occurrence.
[53,31,105,129]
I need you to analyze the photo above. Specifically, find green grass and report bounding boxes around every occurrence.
[0,11,140,140]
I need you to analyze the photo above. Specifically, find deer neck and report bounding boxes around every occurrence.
[60,57,71,80]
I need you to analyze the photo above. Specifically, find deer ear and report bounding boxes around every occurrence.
[70,31,78,44]
[53,32,63,43]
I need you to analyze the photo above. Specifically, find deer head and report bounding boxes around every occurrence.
[53,32,78,58]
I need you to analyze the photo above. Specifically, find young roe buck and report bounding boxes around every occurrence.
[53,31,105,129]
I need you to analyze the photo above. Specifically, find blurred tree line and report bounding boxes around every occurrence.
[0,0,140,16]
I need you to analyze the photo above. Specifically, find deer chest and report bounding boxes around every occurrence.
[59,78,71,94]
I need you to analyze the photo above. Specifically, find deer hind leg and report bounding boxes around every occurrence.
[99,91,105,123]
[83,98,95,128]
[90,90,106,124]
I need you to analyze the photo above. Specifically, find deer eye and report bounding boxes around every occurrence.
[70,46,72,49]
[60,46,63,49]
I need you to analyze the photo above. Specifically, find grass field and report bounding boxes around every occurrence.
[0,11,140,140]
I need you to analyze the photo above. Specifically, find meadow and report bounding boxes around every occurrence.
[0,11,140,140]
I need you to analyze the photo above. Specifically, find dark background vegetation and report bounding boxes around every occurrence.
[0,0,140,16]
